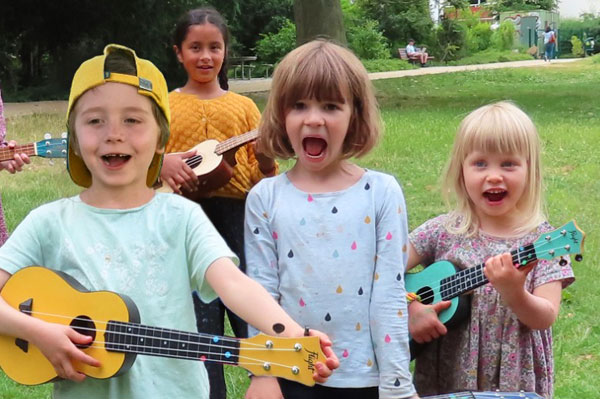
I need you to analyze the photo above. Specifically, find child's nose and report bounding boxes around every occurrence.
[486,170,503,183]
[304,108,325,127]
[105,123,124,142]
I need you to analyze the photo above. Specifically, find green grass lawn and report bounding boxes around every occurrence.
[1,59,599,398]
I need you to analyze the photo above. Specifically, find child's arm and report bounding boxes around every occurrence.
[484,253,561,329]
[204,257,339,381]
[406,243,451,343]
[0,269,100,381]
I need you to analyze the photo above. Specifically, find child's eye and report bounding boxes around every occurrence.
[324,103,340,111]
[292,102,306,110]
[87,118,102,125]
[474,160,486,167]
[501,161,516,168]
[124,118,141,124]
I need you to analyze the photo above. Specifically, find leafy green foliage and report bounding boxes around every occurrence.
[355,0,433,51]
[466,22,494,54]
[360,58,416,72]
[571,36,585,57]
[434,18,467,62]
[255,19,296,64]
[491,20,516,51]
[490,0,559,12]
[347,20,391,60]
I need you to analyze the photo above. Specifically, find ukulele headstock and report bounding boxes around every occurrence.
[534,220,585,263]
[37,133,68,160]
[238,333,325,386]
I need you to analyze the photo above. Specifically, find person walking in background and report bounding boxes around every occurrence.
[543,26,556,61]
[244,40,418,399]
[158,8,278,399]
[0,86,31,245]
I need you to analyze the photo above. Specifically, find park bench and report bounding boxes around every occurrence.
[398,48,434,65]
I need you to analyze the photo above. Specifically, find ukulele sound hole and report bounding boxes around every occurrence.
[70,315,96,349]
[416,287,434,305]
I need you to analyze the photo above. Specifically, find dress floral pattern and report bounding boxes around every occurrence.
[409,214,575,399]
[0,89,9,245]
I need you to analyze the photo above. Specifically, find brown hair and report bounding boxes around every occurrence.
[259,40,380,160]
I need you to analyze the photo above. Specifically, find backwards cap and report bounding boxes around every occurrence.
[66,44,170,188]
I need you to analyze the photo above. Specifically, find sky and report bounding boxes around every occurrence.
[558,0,600,19]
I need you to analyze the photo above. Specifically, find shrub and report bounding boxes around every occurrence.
[466,22,493,54]
[434,18,467,62]
[255,19,296,64]
[491,20,515,51]
[571,35,585,57]
[361,58,416,72]
[348,19,391,60]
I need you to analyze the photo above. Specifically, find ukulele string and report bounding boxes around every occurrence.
[412,235,570,304]
[73,341,299,370]
[19,310,272,349]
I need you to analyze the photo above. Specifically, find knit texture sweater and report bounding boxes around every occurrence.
[167,90,275,199]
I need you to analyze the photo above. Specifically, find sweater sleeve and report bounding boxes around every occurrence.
[370,176,416,398]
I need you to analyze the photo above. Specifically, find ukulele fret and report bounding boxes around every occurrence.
[105,321,241,362]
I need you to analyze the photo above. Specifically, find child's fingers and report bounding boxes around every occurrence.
[67,330,101,367]
[432,300,451,313]
[312,362,332,383]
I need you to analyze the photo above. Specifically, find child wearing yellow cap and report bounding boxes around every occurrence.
[0,44,338,399]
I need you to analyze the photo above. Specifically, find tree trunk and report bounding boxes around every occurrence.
[294,0,347,46]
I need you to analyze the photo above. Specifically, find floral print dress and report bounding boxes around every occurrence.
[409,214,575,399]
[0,90,8,245]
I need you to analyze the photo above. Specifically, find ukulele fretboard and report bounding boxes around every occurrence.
[106,321,240,363]
[439,243,537,300]
[215,129,259,155]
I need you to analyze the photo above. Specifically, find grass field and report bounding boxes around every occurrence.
[0,58,599,398]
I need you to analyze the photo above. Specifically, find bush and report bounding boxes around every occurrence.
[348,19,391,60]
[491,20,515,51]
[466,22,493,54]
[445,49,532,65]
[255,19,296,64]
[434,18,467,62]
[571,35,585,57]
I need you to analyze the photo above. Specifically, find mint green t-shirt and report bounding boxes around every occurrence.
[0,193,237,399]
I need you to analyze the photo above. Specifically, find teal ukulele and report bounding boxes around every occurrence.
[422,392,543,399]
[406,220,585,359]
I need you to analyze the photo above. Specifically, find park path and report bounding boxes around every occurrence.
[3,58,578,118]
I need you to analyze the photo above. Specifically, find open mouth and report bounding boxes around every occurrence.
[102,154,131,167]
[303,137,327,159]
[483,189,507,202]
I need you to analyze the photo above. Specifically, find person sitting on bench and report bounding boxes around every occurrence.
[406,39,429,66]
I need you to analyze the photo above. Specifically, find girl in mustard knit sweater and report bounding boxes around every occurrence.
[159,8,277,399]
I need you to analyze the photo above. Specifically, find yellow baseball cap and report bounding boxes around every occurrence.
[66,44,170,188]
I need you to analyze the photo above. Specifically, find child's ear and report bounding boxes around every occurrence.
[155,146,165,155]
[173,45,183,64]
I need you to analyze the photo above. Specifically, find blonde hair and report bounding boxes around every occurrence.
[259,39,380,159]
[442,101,545,236]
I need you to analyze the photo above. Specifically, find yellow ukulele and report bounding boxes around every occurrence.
[155,129,259,197]
[0,266,325,386]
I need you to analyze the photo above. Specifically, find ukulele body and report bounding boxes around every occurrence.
[406,260,471,359]
[0,266,138,385]
[156,140,235,198]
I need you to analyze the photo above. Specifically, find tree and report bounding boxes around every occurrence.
[490,0,559,12]
[294,0,347,45]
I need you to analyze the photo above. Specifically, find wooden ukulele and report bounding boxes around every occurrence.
[0,134,67,163]
[155,129,259,198]
[0,266,325,386]
[406,220,585,359]
[422,392,543,399]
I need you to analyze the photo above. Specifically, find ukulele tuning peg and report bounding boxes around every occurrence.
[575,254,583,262]
[559,257,568,266]
[61,132,68,138]
[48,160,54,166]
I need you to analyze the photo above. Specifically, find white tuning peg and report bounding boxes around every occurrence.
[49,160,54,166]
[44,132,52,139]
[61,132,67,138]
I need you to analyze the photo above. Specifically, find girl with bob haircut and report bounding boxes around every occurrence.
[407,101,575,398]
[244,39,418,399]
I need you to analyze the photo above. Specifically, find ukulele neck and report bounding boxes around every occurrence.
[0,144,36,162]
[215,129,259,155]
[440,243,537,300]
[105,321,240,364]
